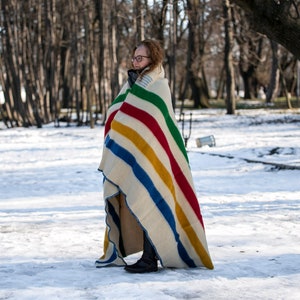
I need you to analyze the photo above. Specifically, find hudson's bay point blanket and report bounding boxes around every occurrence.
[96,67,214,269]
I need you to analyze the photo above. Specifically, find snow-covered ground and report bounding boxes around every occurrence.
[1,108,300,300]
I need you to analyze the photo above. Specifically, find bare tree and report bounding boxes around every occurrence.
[266,40,280,104]
[182,0,210,108]
[232,0,300,59]
[223,0,236,114]
[1,0,299,128]
[232,7,266,100]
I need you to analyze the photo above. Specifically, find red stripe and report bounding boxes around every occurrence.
[104,110,118,137]
[119,102,204,227]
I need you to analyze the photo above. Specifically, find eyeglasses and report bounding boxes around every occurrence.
[131,55,150,62]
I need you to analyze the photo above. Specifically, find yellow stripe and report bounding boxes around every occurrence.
[112,120,213,268]
[101,227,109,258]
[113,120,175,195]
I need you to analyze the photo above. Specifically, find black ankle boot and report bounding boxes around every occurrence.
[125,232,158,273]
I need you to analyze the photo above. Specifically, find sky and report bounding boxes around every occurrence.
[0,108,299,299]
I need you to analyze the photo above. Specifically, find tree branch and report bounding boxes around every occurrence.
[231,0,300,58]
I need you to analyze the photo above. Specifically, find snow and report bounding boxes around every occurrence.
[1,108,300,300]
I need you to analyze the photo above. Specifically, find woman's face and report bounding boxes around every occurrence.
[132,45,151,70]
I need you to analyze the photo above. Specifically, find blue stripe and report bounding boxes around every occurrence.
[95,251,118,265]
[105,135,196,267]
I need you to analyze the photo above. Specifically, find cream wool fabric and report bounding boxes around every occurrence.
[95,67,213,269]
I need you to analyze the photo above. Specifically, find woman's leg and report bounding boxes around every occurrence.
[124,231,158,273]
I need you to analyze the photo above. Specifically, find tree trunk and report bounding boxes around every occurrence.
[167,1,178,109]
[279,65,293,109]
[266,40,280,104]
[184,0,210,109]
[83,3,94,128]
[223,0,236,114]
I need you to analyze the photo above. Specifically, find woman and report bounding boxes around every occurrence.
[95,39,213,273]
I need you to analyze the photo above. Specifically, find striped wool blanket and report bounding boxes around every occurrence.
[96,67,213,269]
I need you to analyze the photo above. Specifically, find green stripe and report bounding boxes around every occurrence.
[110,89,129,107]
[131,84,188,162]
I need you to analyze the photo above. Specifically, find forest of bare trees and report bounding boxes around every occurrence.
[0,0,299,128]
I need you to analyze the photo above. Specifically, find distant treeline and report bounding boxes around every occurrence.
[0,0,299,128]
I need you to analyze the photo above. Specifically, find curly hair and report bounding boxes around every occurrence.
[132,39,164,73]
